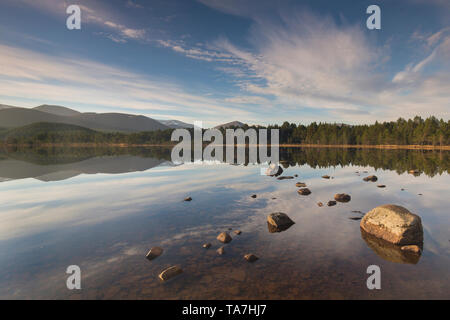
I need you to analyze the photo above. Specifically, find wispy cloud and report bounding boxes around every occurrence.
[0,44,255,126]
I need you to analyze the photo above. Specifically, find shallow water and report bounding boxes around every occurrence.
[0,147,449,299]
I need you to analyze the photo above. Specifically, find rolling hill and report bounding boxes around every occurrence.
[0,105,170,132]
[157,119,193,129]
[214,121,246,129]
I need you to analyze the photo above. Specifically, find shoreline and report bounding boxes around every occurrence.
[1,143,449,150]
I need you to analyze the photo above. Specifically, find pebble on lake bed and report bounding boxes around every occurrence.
[184,197,192,201]
[267,212,295,232]
[377,185,386,188]
[334,193,351,203]
[277,176,294,180]
[234,230,242,235]
[251,194,257,198]
[244,254,259,262]
[295,182,307,187]
[217,232,232,243]
[363,175,378,182]
[297,188,311,195]
[317,202,324,207]
[265,163,283,177]
[159,266,183,281]
[146,247,163,260]
[203,243,211,249]
[322,175,330,179]
[327,200,337,206]
[217,246,225,255]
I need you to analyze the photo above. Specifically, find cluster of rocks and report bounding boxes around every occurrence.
[166,167,425,282]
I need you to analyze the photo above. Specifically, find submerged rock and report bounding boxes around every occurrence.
[159,266,183,281]
[360,204,423,245]
[184,197,192,201]
[334,193,351,203]
[361,229,421,264]
[297,188,311,195]
[363,175,378,182]
[317,202,324,207]
[203,243,211,249]
[234,230,242,235]
[327,200,337,207]
[401,245,421,254]
[217,246,225,255]
[294,174,298,177]
[251,194,257,198]
[349,217,362,221]
[217,232,232,243]
[322,175,331,179]
[146,247,163,260]
[267,212,295,233]
[265,163,283,177]
[244,254,259,262]
[377,185,386,188]
[295,182,307,187]
[277,176,294,180]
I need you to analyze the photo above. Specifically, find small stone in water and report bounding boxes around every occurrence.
[234,230,242,235]
[217,246,225,255]
[159,266,183,281]
[203,243,211,249]
[146,247,163,260]
[327,200,337,206]
[217,232,232,243]
[244,254,259,262]
[184,197,192,201]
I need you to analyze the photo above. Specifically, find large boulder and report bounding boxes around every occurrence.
[267,212,295,232]
[265,163,283,177]
[360,204,423,245]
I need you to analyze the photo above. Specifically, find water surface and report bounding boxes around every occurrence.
[0,147,449,299]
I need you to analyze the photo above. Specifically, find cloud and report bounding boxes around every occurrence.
[0,44,257,126]
[197,4,450,122]
[5,0,148,43]
[125,0,144,9]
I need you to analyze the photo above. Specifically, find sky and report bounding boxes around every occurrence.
[0,0,449,127]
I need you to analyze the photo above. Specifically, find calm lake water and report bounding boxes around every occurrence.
[0,147,449,299]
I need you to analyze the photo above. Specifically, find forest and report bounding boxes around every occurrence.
[0,116,448,147]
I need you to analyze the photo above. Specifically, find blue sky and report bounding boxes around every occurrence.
[0,0,449,127]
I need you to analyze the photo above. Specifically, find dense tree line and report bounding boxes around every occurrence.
[222,116,448,146]
[1,116,449,146]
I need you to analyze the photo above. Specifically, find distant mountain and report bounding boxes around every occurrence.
[34,104,81,117]
[0,104,18,110]
[158,119,193,129]
[0,105,169,132]
[214,121,246,129]
[1,122,96,140]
